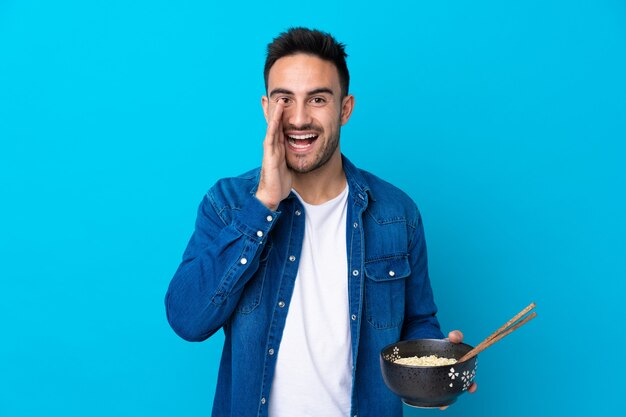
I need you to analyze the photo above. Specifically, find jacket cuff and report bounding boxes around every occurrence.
[232,194,281,242]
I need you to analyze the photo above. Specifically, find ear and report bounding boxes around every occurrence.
[340,94,355,126]
[261,95,269,123]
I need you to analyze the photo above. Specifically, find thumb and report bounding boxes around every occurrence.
[447,330,463,343]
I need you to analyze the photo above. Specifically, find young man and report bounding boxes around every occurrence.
[165,27,475,417]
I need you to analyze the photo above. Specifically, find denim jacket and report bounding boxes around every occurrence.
[165,155,443,417]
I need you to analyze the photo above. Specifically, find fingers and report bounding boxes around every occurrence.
[266,101,284,145]
[448,330,464,343]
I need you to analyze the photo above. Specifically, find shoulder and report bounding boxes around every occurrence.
[204,167,261,213]
[358,168,421,228]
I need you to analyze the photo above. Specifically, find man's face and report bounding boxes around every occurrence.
[262,53,354,174]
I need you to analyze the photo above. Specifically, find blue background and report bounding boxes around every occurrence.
[1,0,624,416]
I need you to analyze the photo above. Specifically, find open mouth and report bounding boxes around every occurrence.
[286,133,319,151]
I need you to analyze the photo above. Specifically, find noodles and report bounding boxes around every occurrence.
[393,354,457,366]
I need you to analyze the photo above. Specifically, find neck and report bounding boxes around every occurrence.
[291,150,346,205]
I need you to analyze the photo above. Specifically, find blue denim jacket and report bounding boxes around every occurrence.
[165,155,443,417]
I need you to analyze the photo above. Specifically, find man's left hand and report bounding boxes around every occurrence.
[439,330,478,410]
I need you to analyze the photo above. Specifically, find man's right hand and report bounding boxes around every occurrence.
[256,101,292,211]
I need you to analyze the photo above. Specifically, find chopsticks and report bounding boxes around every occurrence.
[458,302,537,363]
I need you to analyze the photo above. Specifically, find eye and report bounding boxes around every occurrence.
[310,97,326,105]
[276,97,292,105]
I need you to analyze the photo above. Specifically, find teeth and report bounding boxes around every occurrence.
[287,134,317,140]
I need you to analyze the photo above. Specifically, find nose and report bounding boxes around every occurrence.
[285,101,312,128]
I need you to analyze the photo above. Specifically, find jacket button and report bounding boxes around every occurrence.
[295,209,302,216]
[388,270,395,277]
[278,301,285,308]
[261,397,266,405]
[352,269,359,276]
[240,257,247,265]
[268,348,275,355]
[266,215,273,222]
[351,314,357,321]
[353,222,358,228]
[289,255,296,262]
[256,230,264,237]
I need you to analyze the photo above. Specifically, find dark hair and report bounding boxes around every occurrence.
[264,27,350,97]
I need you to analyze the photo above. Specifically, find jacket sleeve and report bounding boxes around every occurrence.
[165,188,279,341]
[401,210,445,340]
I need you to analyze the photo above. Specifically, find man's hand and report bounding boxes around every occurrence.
[439,330,478,410]
[256,101,292,211]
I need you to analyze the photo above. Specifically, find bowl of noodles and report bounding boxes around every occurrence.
[380,339,477,408]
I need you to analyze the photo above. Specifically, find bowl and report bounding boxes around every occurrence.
[380,339,478,408]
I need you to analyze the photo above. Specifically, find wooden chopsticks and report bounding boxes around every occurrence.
[458,302,537,363]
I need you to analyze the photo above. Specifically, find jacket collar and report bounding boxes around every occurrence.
[342,154,375,203]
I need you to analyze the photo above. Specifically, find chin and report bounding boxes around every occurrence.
[287,161,317,174]
[287,142,340,174]
[286,155,322,174]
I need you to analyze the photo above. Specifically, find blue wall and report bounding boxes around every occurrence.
[1,1,624,416]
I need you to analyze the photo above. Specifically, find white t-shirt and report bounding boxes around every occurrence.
[268,185,352,417]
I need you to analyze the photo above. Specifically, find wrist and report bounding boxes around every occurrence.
[255,191,279,211]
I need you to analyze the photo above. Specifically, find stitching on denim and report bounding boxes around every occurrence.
[207,190,229,227]
[407,220,422,254]
[236,242,273,313]
[236,250,270,315]
[210,241,251,306]
[365,253,408,263]
[364,209,406,224]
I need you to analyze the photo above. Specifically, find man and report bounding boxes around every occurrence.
[165,27,475,417]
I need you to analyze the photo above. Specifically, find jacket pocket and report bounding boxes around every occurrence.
[364,255,410,329]
[236,243,272,314]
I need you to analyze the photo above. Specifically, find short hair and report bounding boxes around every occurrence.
[264,27,350,97]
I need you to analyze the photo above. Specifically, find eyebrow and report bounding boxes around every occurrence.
[269,87,335,97]
[307,88,334,96]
